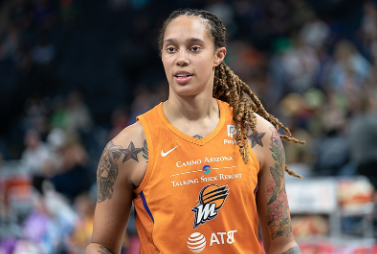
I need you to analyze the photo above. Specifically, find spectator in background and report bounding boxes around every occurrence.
[268,37,292,107]
[31,32,56,69]
[48,138,91,202]
[360,1,377,62]
[21,194,57,254]
[23,97,50,137]
[50,90,93,140]
[43,127,67,177]
[70,192,96,253]
[18,185,77,254]
[282,33,320,94]
[65,90,93,136]
[226,40,266,81]
[300,15,330,50]
[20,129,50,193]
[315,44,333,89]
[303,88,327,138]
[328,40,370,93]
[279,93,314,177]
[313,105,350,176]
[349,89,377,189]
[49,96,68,130]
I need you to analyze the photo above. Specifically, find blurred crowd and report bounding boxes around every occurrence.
[0,0,377,253]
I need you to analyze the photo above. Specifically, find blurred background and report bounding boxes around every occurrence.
[0,0,377,253]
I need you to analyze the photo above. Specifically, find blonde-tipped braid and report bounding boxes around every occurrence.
[214,62,305,178]
[285,166,303,179]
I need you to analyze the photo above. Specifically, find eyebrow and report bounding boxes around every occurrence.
[163,38,205,45]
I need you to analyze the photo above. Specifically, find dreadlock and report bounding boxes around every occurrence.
[158,9,305,178]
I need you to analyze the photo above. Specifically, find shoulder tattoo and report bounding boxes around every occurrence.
[142,140,148,161]
[247,131,265,148]
[193,134,203,139]
[266,127,292,240]
[96,140,146,203]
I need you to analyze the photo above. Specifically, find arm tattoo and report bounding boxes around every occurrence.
[120,141,143,162]
[282,246,301,254]
[266,127,292,240]
[193,134,203,139]
[142,140,148,161]
[247,131,265,148]
[98,246,112,254]
[97,141,143,203]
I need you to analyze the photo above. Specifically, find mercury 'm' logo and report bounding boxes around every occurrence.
[192,184,229,229]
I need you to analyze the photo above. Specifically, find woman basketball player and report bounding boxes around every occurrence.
[85,9,302,254]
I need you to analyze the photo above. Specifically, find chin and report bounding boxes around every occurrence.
[171,83,198,96]
[175,89,198,97]
[169,79,210,97]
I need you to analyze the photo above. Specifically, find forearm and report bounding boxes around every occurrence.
[84,243,114,254]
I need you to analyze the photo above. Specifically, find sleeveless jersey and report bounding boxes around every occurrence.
[134,99,262,254]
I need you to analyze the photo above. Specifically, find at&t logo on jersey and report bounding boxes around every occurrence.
[187,230,237,253]
[187,232,206,253]
[192,184,229,229]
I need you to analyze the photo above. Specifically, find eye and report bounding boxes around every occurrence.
[166,47,176,53]
[191,46,201,52]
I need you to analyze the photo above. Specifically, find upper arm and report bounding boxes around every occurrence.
[250,115,300,254]
[89,123,147,253]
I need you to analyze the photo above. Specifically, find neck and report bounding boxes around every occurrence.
[163,94,219,122]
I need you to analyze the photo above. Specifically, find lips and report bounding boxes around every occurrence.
[175,74,192,78]
[174,71,193,84]
[174,71,193,78]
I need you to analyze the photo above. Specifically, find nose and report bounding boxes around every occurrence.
[176,50,189,67]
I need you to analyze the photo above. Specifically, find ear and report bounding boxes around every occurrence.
[214,47,226,67]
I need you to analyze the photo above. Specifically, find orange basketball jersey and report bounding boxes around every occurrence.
[134,99,262,254]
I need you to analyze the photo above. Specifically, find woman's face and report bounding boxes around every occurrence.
[161,15,225,97]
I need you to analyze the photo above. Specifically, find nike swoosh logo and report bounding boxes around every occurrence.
[161,144,180,157]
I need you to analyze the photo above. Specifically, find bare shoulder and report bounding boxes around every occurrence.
[253,113,276,133]
[97,121,148,203]
[247,113,277,168]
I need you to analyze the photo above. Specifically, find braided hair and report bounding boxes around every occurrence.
[158,9,305,178]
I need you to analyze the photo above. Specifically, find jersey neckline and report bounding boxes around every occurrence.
[157,99,226,146]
